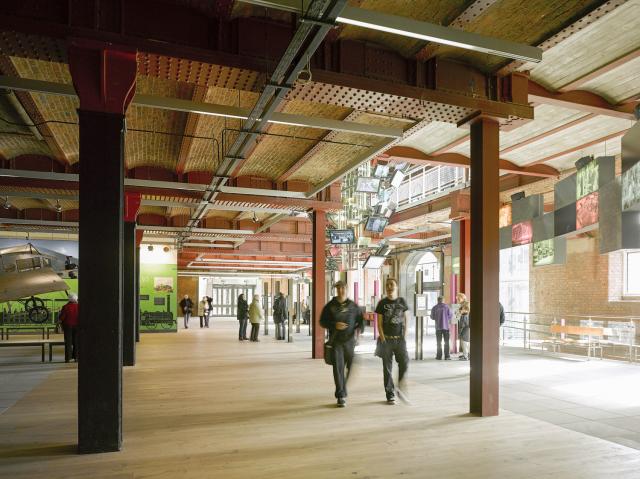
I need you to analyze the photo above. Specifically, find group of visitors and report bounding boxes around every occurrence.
[236,292,288,341]
[179,295,212,329]
[431,292,505,361]
[321,277,409,407]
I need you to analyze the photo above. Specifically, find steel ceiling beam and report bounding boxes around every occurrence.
[0,76,402,139]
[184,0,348,245]
[239,0,542,62]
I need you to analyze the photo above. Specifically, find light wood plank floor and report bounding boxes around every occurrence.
[1,322,639,478]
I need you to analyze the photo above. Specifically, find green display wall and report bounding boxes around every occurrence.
[139,262,178,333]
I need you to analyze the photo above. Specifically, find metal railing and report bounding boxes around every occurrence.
[395,165,468,210]
[502,311,640,362]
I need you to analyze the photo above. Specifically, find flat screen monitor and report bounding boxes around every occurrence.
[374,164,389,178]
[576,191,599,230]
[363,255,386,269]
[512,220,533,246]
[365,216,388,233]
[328,229,355,245]
[390,170,405,188]
[355,177,381,193]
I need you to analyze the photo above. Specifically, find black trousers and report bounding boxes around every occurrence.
[63,325,78,362]
[250,322,260,341]
[183,312,191,329]
[380,338,409,399]
[199,315,207,328]
[238,319,248,339]
[435,329,450,359]
[333,337,356,399]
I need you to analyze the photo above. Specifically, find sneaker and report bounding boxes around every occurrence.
[435,357,442,360]
[337,398,346,408]
[459,356,468,361]
[445,357,451,360]
[387,396,396,405]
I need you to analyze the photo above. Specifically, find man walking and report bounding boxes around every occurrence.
[320,281,365,408]
[179,294,193,329]
[375,278,410,404]
[431,296,452,360]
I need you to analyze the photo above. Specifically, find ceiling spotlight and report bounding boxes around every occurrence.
[163,246,170,253]
[54,200,62,213]
[147,245,154,252]
[2,197,10,209]
[252,212,259,223]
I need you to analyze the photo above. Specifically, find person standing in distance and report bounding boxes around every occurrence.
[375,278,410,404]
[237,293,249,341]
[431,296,452,360]
[320,281,365,408]
[179,295,193,330]
[59,293,79,363]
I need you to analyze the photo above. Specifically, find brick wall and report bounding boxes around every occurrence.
[529,234,638,317]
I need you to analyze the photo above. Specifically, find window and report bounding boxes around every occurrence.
[624,250,640,297]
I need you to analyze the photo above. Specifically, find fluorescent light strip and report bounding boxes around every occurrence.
[192,259,312,266]
[335,6,541,63]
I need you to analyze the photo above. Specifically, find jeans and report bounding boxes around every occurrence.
[275,321,285,340]
[379,338,409,399]
[238,319,248,339]
[436,329,450,359]
[250,322,260,341]
[183,312,191,329]
[63,325,78,362]
[332,337,356,399]
[460,340,469,358]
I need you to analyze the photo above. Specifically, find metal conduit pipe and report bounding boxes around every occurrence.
[179,0,347,247]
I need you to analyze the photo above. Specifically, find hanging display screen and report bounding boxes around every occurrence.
[576,191,599,229]
[355,177,381,193]
[554,203,577,235]
[576,160,599,199]
[363,255,386,269]
[365,216,388,233]
[512,221,533,246]
[622,161,640,211]
[533,239,554,266]
[328,229,355,245]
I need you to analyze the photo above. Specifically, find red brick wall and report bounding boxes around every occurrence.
[529,235,638,317]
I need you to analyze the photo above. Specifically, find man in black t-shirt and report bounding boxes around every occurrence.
[375,278,410,404]
[320,281,365,408]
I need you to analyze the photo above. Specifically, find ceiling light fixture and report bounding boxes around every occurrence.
[2,196,10,209]
[335,6,542,63]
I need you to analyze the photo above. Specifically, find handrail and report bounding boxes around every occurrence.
[506,311,640,321]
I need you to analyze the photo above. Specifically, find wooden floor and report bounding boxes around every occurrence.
[1,322,640,478]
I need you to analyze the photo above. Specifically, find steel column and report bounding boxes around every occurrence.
[311,210,326,359]
[70,41,136,454]
[469,117,500,417]
[123,221,136,367]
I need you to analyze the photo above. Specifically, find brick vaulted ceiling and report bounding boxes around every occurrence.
[0,0,638,270]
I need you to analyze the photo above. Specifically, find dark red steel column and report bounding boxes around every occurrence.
[469,117,500,417]
[311,210,326,359]
[69,40,137,453]
[123,192,141,367]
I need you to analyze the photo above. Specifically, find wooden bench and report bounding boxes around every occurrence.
[0,339,65,362]
[542,324,605,359]
[0,325,58,340]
